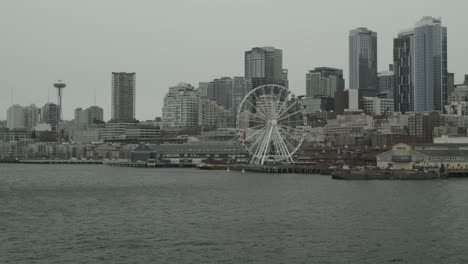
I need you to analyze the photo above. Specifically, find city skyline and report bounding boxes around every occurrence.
[1,0,467,121]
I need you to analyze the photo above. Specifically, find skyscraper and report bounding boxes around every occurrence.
[413,17,447,112]
[349,28,378,97]
[7,105,25,130]
[245,47,287,88]
[231,77,251,115]
[112,72,136,121]
[306,67,344,98]
[23,104,41,130]
[394,29,415,112]
[42,103,60,127]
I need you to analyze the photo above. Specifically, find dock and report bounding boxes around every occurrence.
[105,161,196,168]
[19,159,103,165]
[232,164,325,174]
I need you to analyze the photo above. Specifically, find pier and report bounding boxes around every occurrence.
[232,164,326,174]
[105,161,196,168]
[19,159,103,165]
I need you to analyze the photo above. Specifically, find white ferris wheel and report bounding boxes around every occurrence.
[236,84,307,165]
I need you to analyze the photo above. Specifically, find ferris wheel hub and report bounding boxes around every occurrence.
[271,119,277,126]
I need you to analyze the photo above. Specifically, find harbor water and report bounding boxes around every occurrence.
[1,164,468,263]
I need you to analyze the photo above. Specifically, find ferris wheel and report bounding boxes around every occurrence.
[236,84,307,165]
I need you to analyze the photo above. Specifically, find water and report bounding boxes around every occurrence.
[1,164,468,263]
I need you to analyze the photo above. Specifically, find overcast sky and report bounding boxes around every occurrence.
[1,0,467,121]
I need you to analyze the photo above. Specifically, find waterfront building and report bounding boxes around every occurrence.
[377,143,468,170]
[306,67,344,98]
[7,105,25,130]
[42,102,60,127]
[131,142,249,164]
[245,46,287,88]
[393,29,415,112]
[413,17,448,112]
[362,97,394,115]
[162,83,198,129]
[111,72,135,121]
[349,27,378,97]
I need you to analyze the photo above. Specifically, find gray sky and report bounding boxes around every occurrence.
[1,0,467,121]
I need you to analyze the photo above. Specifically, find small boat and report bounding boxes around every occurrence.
[242,169,245,173]
[226,167,230,172]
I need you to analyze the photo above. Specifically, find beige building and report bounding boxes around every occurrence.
[377,143,468,170]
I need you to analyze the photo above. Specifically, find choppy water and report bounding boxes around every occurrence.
[1,164,468,263]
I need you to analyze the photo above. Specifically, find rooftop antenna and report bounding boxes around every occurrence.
[94,86,97,106]
[47,86,50,103]
[10,87,13,105]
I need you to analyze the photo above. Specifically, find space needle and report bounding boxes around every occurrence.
[53,80,67,123]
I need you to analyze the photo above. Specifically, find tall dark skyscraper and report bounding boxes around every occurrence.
[111,72,136,121]
[394,17,448,113]
[349,27,378,97]
[394,30,415,112]
[244,47,287,88]
[413,17,447,112]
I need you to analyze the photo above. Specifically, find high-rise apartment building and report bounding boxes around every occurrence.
[23,104,41,130]
[111,72,135,121]
[208,77,233,109]
[306,67,344,98]
[42,103,60,127]
[393,29,415,113]
[196,82,210,97]
[74,106,104,126]
[245,47,287,88]
[413,17,447,112]
[231,77,251,115]
[162,83,199,129]
[349,28,378,97]
[7,105,25,130]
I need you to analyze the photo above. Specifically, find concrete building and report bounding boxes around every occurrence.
[377,67,394,99]
[362,97,394,115]
[447,73,455,98]
[42,102,60,128]
[75,106,104,126]
[207,77,233,109]
[393,29,415,113]
[231,77,251,115]
[162,83,198,129]
[245,46,287,88]
[349,27,378,97]
[413,17,448,112]
[198,97,233,130]
[112,72,135,121]
[306,67,344,98]
[448,84,468,103]
[407,112,442,143]
[302,97,335,114]
[23,105,41,130]
[7,105,25,130]
[196,82,210,97]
